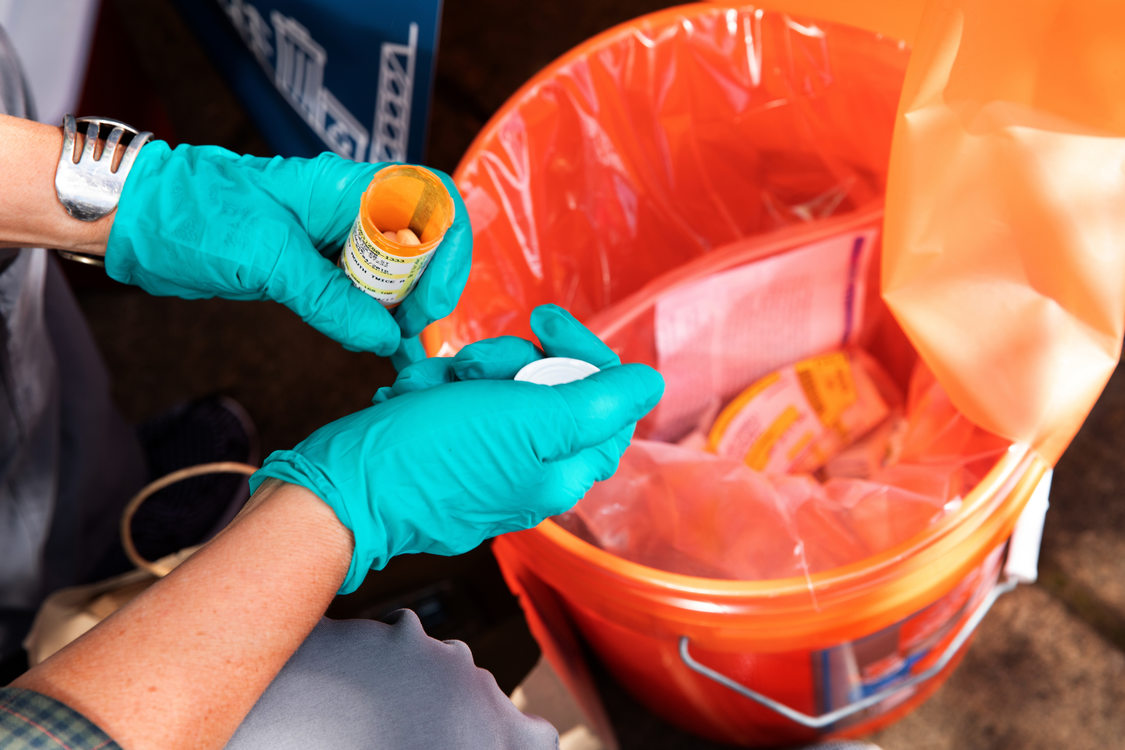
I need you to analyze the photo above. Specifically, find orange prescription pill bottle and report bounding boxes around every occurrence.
[707,349,895,475]
[339,164,456,307]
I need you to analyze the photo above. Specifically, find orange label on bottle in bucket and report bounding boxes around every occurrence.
[745,405,803,471]
[708,350,890,474]
[794,351,859,435]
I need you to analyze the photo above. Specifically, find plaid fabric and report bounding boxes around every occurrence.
[0,688,121,749]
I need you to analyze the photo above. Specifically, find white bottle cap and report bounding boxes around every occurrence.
[514,357,601,385]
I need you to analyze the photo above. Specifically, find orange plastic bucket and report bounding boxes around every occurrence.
[425,4,1050,746]
[494,450,1042,745]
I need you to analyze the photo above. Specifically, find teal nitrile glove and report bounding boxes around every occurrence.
[250,306,664,593]
[106,142,471,354]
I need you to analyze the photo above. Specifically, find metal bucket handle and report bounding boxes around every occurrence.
[678,576,1018,730]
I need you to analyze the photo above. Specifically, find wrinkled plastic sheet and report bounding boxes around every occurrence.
[558,356,1008,581]
[420,6,1118,745]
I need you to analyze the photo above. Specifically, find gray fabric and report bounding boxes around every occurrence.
[0,23,146,660]
[40,254,146,590]
[0,25,30,120]
[228,611,560,750]
[0,250,61,654]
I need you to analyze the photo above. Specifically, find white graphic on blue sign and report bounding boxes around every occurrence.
[214,0,425,163]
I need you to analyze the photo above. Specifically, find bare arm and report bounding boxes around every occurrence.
[0,113,113,255]
[11,479,354,750]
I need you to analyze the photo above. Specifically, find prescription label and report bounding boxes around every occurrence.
[794,351,858,436]
[708,364,819,473]
[708,349,890,474]
[341,218,436,306]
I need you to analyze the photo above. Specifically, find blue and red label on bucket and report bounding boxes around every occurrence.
[810,545,1004,726]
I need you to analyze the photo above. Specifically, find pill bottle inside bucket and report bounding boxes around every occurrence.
[339,164,456,307]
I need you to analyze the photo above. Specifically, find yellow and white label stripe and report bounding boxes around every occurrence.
[341,218,435,306]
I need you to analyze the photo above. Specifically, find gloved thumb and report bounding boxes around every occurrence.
[529,304,621,368]
[271,238,402,355]
[451,335,541,380]
[537,363,664,459]
[391,169,472,338]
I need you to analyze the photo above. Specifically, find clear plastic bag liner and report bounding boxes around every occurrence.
[557,356,1008,580]
[428,4,1017,582]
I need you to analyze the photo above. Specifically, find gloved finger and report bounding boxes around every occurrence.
[391,336,427,372]
[530,363,664,460]
[451,336,543,380]
[393,169,472,338]
[273,239,401,355]
[372,357,456,403]
[529,304,621,368]
[535,431,634,517]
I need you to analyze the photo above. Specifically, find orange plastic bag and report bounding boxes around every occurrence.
[425,9,907,353]
[767,0,1125,464]
[431,0,1125,468]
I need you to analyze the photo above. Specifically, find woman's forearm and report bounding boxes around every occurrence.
[0,113,114,254]
[11,479,354,750]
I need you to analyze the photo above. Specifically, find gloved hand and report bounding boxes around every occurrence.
[106,142,471,354]
[250,305,664,593]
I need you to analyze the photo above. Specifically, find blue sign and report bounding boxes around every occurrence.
[170,0,442,163]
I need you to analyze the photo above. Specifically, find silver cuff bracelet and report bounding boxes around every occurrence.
[55,114,152,221]
[53,114,153,266]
